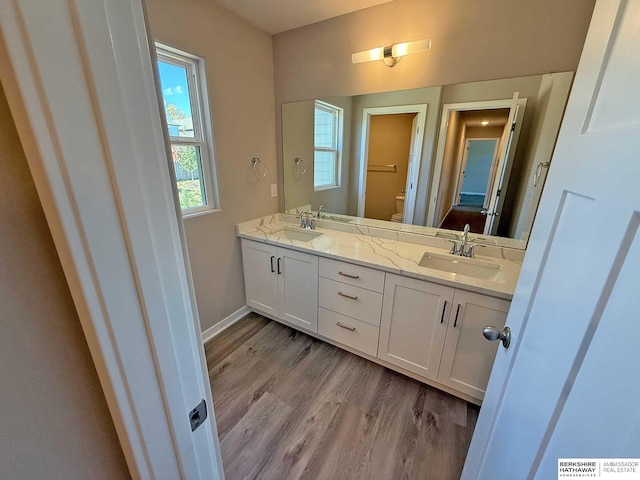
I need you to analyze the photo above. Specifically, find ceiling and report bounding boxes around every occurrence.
[214,0,395,35]
[460,109,510,128]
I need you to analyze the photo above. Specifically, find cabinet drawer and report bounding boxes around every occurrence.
[319,257,385,293]
[318,277,383,326]
[318,308,379,357]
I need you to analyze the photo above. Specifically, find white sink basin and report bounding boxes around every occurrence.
[419,252,502,280]
[274,227,323,242]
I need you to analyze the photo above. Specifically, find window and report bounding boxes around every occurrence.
[314,101,343,190]
[156,43,219,214]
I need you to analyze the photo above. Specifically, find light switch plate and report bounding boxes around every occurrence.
[271,184,277,198]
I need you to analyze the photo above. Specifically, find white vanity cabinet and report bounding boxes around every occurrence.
[241,239,318,331]
[240,235,513,403]
[317,258,385,357]
[378,274,453,380]
[436,289,510,400]
[378,273,510,401]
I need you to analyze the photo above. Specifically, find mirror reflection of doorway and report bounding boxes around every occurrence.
[363,113,416,222]
[431,99,525,235]
[456,138,500,208]
[357,104,428,223]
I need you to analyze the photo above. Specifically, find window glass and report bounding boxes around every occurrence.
[314,102,342,190]
[157,61,195,138]
[171,145,205,208]
[156,44,219,213]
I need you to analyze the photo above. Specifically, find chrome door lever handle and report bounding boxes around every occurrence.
[482,325,511,348]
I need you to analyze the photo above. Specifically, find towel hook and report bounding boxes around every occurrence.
[294,157,307,175]
[251,157,267,178]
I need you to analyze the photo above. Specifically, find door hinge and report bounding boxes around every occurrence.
[496,188,501,197]
[511,122,516,132]
[189,399,208,432]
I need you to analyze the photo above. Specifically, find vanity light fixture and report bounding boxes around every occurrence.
[351,39,431,67]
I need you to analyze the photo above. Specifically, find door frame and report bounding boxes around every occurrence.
[453,137,502,208]
[426,99,527,227]
[357,104,428,221]
[0,1,223,478]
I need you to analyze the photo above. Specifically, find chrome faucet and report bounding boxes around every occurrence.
[461,223,470,253]
[317,205,326,218]
[449,223,478,257]
[297,211,315,229]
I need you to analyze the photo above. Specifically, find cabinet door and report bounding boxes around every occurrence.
[378,274,453,380]
[277,247,319,332]
[437,289,510,400]
[241,240,278,315]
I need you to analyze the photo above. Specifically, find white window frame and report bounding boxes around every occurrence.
[156,43,220,216]
[314,100,343,191]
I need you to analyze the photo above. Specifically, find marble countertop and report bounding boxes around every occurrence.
[237,215,523,300]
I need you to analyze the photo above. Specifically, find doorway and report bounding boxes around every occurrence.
[427,98,526,235]
[364,113,415,221]
[357,104,428,223]
[456,138,500,208]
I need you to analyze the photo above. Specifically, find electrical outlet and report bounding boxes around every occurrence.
[271,184,278,198]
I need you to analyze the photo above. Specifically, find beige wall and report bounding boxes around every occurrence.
[147,0,277,331]
[0,83,130,479]
[364,114,414,220]
[282,96,353,214]
[436,110,462,224]
[465,126,505,140]
[510,72,574,239]
[273,0,593,102]
[350,86,442,221]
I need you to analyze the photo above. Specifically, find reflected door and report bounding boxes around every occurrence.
[483,92,523,235]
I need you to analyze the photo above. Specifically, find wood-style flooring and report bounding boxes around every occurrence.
[205,313,480,480]
[439,205,486,233]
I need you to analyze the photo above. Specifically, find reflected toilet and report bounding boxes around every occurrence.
[391,195,405,222]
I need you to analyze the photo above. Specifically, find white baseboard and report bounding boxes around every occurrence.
[201,305,251,344]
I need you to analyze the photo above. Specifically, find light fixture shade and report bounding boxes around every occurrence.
[352,39,431,66]
[351,47,385,64]
[391,39,432,58]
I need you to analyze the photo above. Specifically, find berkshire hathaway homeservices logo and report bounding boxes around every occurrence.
[558,459,640,479]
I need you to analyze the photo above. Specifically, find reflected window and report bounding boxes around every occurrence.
[314,101,342,190]
[156,43,219,214]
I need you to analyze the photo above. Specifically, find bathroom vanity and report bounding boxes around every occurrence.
[237,214,523,404]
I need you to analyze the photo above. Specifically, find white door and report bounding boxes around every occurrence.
[464,1,640,478]
[378,274,453,380]
[277,247,319,331]
[241,240,279,315]
[483,93,521,235]
[403,113,420,223]
[437,290,510,400]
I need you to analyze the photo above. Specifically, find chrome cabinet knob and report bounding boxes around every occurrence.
[483,325,511,348]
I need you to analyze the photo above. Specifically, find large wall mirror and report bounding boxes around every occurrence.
[281,72,574,249]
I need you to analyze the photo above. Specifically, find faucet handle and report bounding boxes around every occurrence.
[449,240,460,255]
[466,243,485,258]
